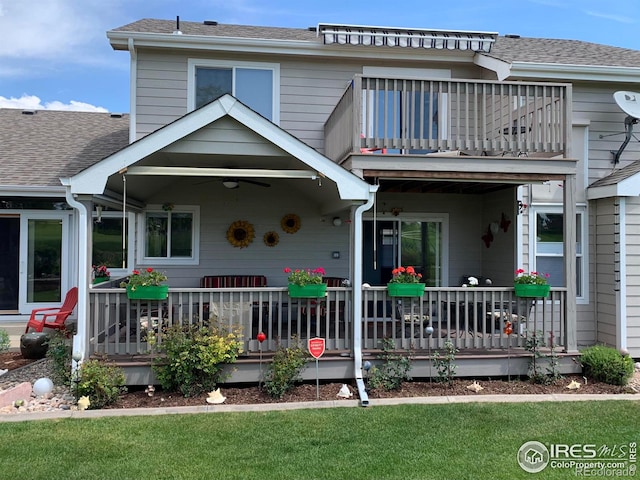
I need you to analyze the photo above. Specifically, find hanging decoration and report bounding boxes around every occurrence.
[226,220,255,248]
[263,231,279,247]
[281,213,301,234]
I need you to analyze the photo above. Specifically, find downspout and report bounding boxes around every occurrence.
[63,187,91,369]
[352,186,378,406]
[128,38,137,143]
[617,197,628,351]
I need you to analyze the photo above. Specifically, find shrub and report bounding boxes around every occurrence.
[45,331,72,386]
[153,323,243,397]
[76,357,127,409]
[0,329,9,354]
[431,340,457,386]
[580,345,635,386]
[264,340,309,398]
[369,337,413,391]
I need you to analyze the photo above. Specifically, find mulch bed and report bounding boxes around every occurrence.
[1,352,634,409]
[106,374,633,409]
[0,351,36,372]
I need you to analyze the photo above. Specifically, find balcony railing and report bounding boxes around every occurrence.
[88,286,567,357]
[324,75,571,162]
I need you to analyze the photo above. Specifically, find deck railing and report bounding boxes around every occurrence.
[324,75,570,161]
[88,286,567,357]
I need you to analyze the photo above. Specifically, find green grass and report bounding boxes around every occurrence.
[0,401,637,480]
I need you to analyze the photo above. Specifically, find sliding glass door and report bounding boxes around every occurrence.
[19,213,70,311]
[363,217,447,287]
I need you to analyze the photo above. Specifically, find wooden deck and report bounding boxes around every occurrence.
[88,286,571,385]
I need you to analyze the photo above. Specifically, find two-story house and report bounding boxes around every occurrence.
[3,18,640,401]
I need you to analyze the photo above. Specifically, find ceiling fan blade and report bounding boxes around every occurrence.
[238,179,271,188]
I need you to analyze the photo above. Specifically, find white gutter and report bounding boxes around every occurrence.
[0,185,66,196]
[352,186,378,406]
[482,56,640,83]
[63,187,90,368]
[107,31,474,64]
[128,38,137,143]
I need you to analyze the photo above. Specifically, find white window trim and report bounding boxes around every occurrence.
[528,203,588,304]
[91,211,135,278]
[187,58,280,124]
[137,205,200,266]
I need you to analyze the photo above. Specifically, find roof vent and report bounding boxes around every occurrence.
[307,26,317,32]
[21,110,36,115]
[172,15,182,35]
[110,113,123,118]
[505,34,520,39]
[204,20,218,26]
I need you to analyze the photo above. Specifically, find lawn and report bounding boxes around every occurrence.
[0,401,637,480]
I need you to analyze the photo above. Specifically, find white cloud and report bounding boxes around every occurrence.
[584,10,635,24]
[0,94,108,112]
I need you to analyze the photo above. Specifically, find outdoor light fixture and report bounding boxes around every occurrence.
[332,217,343,227]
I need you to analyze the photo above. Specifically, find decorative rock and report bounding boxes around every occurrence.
[0,382,32,409]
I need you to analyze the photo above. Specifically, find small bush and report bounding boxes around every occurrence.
[76,357,127,409]
[431,340,457,386]
[45,331,72,386]
[153,323,243,397]
[369,337,413,391]
[264,340,309,398]
[580,345,635,386]
[0,329,9,353]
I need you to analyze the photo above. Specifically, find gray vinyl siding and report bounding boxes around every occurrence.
[133,49,484,150]
[573,83,640,186]
[625,197,640,355]
[136,183,350,288]
[594,197,618,347]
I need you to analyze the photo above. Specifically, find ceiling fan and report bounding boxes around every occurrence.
[221,178,270,189]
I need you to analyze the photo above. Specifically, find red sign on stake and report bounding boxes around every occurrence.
[308,337,325,359]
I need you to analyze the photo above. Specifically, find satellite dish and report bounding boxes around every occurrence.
[614,91,640,119]
[609,91,640,164]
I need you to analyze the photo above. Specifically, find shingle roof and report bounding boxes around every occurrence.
[111,18,640,68]
[589,160,640,188]
[0,109,129,187]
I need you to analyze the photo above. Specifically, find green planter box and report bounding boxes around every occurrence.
[92,276,110,285]
[288,283,327,298]
[514,284,550,298]
[387,283,425,297]
[126,285,169,300]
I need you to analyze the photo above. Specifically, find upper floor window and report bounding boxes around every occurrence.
[139,206,200,266]
[187,59,280,123]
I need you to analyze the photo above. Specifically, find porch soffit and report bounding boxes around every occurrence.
[67,95,373,202]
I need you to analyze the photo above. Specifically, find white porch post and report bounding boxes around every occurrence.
[64,190,92,365]
[564,174,578,353]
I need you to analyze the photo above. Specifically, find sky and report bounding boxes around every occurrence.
[0,0,639,113]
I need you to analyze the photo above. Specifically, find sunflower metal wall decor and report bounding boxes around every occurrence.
[263,231,279,247]
[226,220,255,248]
[281,213,301,234]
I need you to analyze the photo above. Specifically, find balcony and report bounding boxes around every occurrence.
[324,75,571,162]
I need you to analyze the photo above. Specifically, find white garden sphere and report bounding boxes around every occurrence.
[33,377,54,397]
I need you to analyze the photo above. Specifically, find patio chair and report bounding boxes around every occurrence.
[24,287,78,333]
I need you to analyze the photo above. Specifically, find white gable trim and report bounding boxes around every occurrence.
[66,94,373,201]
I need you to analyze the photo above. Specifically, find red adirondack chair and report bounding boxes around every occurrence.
[25,287,78,333]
